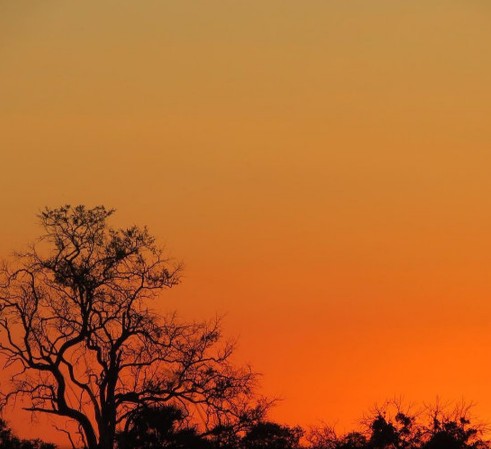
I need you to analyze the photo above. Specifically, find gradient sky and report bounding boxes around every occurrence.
[2,0,491,445]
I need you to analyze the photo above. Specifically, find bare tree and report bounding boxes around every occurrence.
[0,205,259,449]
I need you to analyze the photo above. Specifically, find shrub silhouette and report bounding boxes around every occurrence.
[116,405,211,449]
[0,417,55,449]
[242,422,303,449]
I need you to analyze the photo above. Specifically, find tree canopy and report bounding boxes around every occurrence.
[0,205,260,449]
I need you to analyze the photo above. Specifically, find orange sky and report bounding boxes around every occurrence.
[2,1,491,445]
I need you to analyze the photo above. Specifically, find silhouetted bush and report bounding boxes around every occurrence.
[116,405,211,449]
[242,422,303,449]
[0,418,56,449]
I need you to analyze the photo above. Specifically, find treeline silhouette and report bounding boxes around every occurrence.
[114,401,491,449]
[1,400,488,449]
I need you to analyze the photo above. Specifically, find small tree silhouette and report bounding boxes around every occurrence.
[422,402,487,449]
[242,422,303,449]
[116,404,210,449]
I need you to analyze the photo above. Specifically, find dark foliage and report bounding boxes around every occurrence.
[116,405,211,449]
[308,402,488,449]
[242,422,303,449]
[0,417,55,449]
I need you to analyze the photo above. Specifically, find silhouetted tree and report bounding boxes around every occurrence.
[242,422,303,449]
[306,424,338,449]
[337,432,369,449]
[422,403,487,449]
[368,414,399,449]
[360,401,422,449]
[0,205,259,449]
[368,412,419,449]
[307,427,368,449]
[116,404,210,449]
[208,425,242,449]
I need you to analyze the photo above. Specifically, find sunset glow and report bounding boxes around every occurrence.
[2,1,491,446]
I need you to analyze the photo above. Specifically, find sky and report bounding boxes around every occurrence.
[2,0,491,445]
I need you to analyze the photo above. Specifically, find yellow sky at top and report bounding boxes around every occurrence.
[2,0,491,443]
